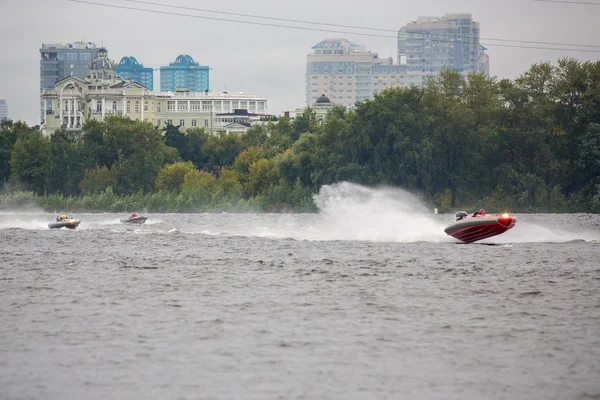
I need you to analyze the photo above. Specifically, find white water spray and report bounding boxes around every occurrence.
[305,182,449,242]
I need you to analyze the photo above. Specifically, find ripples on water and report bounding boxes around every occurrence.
[1,184,599,399]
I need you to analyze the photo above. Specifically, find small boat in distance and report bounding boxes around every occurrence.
[120,212,147,225]
[444,209,516,243]
[48,215,81,230]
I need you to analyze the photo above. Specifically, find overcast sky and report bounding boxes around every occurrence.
[1,0,599,125]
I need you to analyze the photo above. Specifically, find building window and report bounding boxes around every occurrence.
[96,101,102,112]
[178,102,187,111]
[112,101,117,111]
[152,102,154,112]
[126,101,131,112]
[135,101,139,113]
[64,100,69,111]
[168,101,176,111]
[167,119,172,125]
[157,103,161,113]
[204,120,208,127]
[192,119,196,127]
[144,101,148,112]
[180,119,185,127]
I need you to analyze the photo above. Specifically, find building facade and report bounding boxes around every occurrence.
[397,13,489,86]
[41,50,268,136]
[306,39,407,107]
[115,56,154,90]
[40,41,99,123]
[160,55,209,93]
[0,100,7,122]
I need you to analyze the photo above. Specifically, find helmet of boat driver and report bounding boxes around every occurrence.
[479,209,486,214]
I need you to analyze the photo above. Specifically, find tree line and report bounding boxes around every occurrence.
[1,58,599,213]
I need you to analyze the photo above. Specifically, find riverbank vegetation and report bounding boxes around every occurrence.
[1,59,599,213]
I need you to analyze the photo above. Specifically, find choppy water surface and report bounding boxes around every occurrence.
[1,184,600,400]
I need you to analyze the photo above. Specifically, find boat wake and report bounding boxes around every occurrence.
[490,220,599,243]
[303,182,449,242]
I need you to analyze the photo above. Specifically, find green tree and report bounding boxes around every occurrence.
[0,120,35,185]
[85,115,178,195]
[46,130,84,195]
[164,123,189,159]
[10,131,51,194]
[246,158,278,196]
[78,166,116,195]
[155,161,197,192]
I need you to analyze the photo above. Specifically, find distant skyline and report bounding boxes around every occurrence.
[1,0,599,125]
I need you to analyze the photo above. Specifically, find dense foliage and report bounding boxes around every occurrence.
[1,59,600,213]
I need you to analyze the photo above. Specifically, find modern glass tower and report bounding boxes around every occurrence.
[397,13,489,86]
[160,55,209,92]
[115,56,154,90]
[0,100,7,122]
[40,41,99,122]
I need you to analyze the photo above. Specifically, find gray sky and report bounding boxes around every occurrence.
[1,0,599,125]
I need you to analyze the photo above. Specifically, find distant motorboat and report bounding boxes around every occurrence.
[444,210,516,243]
[48,218,81,230]
[120,215,147,225]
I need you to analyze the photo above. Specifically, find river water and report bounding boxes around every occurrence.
[1,183,599,400]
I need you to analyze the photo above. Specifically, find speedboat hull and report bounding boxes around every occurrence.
[48,219,81,229]
[444,214,516,243]
[120,216,147,224]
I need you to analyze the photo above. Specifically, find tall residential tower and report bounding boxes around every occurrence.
[397,13,489,86]
[40,41,99,122]
[0,100,7,122]
[115,56,154,90]
[160,55,209,92]
[306,38,407,107]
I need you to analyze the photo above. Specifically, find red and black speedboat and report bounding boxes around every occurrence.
[444,210,516,243]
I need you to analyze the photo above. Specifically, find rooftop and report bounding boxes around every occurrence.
[41,41,97,50]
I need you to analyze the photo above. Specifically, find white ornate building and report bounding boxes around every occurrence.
[41,48,271,136]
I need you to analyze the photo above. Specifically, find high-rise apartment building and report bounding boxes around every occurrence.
[306,39,407,107]
[397,13,489,86]
[115,56,154,90]
[160,55,209,92]
[0,100,7,122]
[40,41,99,122]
